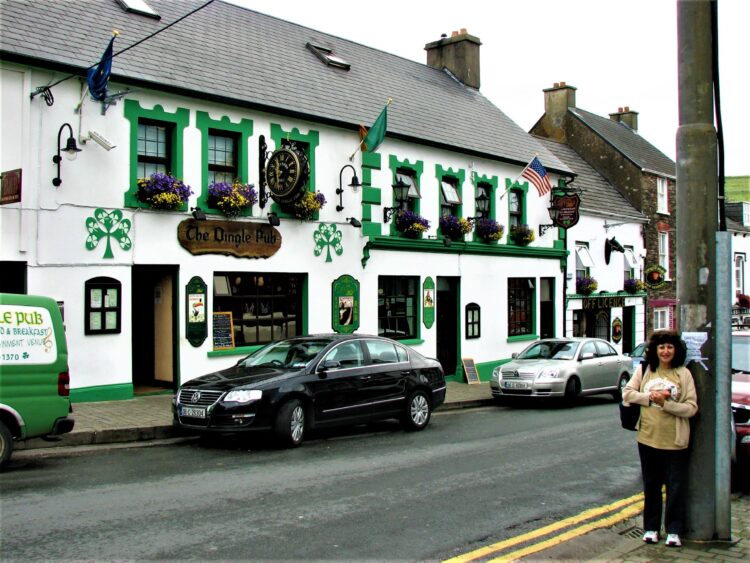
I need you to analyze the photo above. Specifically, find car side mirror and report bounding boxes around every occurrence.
[580,352,595,361]
[319,360,341,372]
[511,352,518,359]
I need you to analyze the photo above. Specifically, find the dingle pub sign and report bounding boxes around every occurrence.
[178,219,281,258]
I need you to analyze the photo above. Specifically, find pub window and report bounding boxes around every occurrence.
[657,177,669,214]
[378,276,419,340]
[508,278,534,336]
[575,243,594,279]
[396,171,421,213]
[137,119,173,178]
[440,178,461,217]
[207,130,239,185]
[213,272,303,346]
[85,277,121,335]
[465,303,480,339]
[509,189,523,228]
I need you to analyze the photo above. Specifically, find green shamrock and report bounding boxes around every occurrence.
[85,208,132,259]
[313,223,343,263]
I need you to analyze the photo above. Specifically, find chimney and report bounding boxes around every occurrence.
[425,29,482,89]
[540,82,577,141]
[609,106,639,131]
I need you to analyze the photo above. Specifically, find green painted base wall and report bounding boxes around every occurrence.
[70,383,134,403]
[446,357,512,383]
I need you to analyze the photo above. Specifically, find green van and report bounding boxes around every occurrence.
[0,293,74,469]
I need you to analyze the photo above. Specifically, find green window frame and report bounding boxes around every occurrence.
[123,100,189,209]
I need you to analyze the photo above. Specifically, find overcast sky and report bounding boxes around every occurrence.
[226,0,747,177]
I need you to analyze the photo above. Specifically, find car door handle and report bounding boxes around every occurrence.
[361,375,372,380]
[400,371,411,375]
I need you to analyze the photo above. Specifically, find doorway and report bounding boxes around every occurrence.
[539,277,555,339]
[132,265,178,394]
[622,306,635,353]
[436,277,459,378]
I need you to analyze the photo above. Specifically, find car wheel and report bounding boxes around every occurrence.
[612,373,630,401]
[564,377,580,406]
[0,420,13,470]
[403,390,431,431]
[274,399,305,447]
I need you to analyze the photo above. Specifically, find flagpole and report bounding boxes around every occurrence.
[497,154,537,200]
[349,98,393,161]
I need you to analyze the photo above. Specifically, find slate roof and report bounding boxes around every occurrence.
[569,108,675,178]
[534,137,646,223]
[0,0,570,174]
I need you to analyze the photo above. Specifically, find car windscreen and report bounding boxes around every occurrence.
[518,341,579,361]
[238,339,331,369]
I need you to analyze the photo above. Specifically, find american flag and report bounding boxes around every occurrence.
[521,156,552,197]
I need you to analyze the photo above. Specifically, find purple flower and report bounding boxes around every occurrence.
[395,210,430,233]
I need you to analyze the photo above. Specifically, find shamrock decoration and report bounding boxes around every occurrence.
[313,223,343,263]
[85,208,132,259]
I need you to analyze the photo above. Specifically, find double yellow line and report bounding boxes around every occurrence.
[444,493,644,562]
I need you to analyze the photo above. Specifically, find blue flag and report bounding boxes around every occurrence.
[87,35,116,101]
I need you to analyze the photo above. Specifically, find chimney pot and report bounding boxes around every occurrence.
[425,30,482,89]
[624,106,630,112]
[560,81,566,87]
[460,28,467,34]
[451,30,458,37]
[618,107,623,112]
[553,82,559,88]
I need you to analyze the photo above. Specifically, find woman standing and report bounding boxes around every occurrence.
[623,330,698,548]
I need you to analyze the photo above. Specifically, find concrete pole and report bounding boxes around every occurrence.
[676,0,727,540]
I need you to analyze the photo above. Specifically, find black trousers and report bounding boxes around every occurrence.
[638,442,689,534]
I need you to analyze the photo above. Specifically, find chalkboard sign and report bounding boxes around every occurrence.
[462,358,480,384]
[212,312,235,350]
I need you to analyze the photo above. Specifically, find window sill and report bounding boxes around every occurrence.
[507,334,538,343]
[208,344,263,358]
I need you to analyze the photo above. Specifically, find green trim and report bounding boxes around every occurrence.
[364,235,567,258]
[208,344,263,358]
[195,111,254,217]
[476,358,513,382]
[123,100,190,209]
[387,156,424,236]
[360,152,382,235]
[506,177,529,241]
[435,164,466,241]
[399,338,425,346]
[70,383,133,403]
[269,124,320,218]
[507,334,538,343]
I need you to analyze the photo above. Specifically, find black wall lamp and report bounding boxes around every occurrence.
[191,207,207,220]
[383,177,411,222]
[52,123,81,187]
[467,188,491,226]
[539,202,559,237]
[346,217,362,228]
[336,164,362,212]
[268,212,280,227]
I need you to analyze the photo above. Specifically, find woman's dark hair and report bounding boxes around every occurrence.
[644,330,687,370]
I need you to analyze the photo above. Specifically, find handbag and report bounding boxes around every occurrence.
[620,359,648,431]
[620,401,640,431]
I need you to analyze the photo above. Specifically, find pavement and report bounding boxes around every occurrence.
[12,381,750,562]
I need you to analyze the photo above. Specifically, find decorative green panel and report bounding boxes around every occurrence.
[185,276,208,347]
[313,223,343,262]
[84,209,132,259]
[332,275,360,334]
[423,277,435,329]
[123,100,190,209]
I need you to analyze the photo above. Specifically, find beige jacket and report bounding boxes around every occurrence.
[622,364,698,449]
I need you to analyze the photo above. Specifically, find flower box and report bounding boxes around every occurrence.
[576,276,598,295]
[624,278,644,294]
[293,191,326,220]
[475,218,504,242]
[208,181,257,217]
[136,173,193,210]
[394,210,430,238]
[439,214,472,240]
[509,224,535,246]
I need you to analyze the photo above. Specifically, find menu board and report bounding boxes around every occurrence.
[462,358,480,384]
[212,312,235,350]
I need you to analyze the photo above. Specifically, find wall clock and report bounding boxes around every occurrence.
[265,145,310,204]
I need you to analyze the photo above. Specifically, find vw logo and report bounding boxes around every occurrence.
[514,371,520,378]
[190,391,201,403]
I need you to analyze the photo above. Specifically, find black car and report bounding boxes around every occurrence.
[173,334,446,447]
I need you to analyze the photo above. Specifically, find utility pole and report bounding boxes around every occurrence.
[676,0,731,540]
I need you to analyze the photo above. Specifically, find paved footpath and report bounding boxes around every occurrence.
[13,381,749,561]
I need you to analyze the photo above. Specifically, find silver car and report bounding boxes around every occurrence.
[490,338,633,402]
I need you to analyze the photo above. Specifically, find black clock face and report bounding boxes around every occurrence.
[266,147,309,203]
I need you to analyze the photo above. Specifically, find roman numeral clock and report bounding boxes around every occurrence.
[264,143,310,204]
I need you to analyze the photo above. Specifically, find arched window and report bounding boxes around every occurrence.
[85,277,121,335]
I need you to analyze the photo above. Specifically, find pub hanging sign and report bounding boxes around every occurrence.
[551,192,581,229]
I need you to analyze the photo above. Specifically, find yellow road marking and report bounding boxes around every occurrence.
[492,501,644,562]
[443,493,644,563]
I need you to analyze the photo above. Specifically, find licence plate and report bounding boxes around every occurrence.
[503,381,528,390]
[180,406,206,418]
